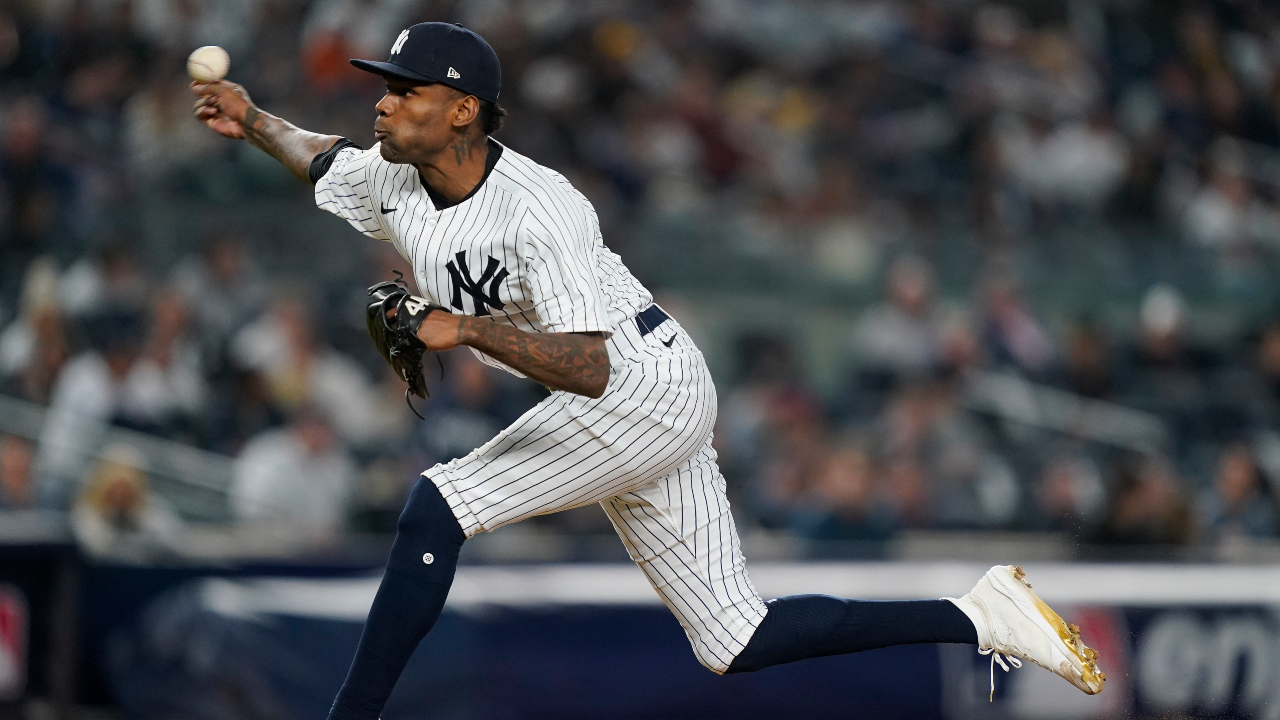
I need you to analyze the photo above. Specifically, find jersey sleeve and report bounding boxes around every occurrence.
[314,146,389,241]
[518,201,612,335]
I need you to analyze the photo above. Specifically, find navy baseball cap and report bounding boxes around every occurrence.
[351,23,501,104]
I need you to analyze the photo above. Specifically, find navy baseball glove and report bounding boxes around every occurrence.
[366,272,448,417]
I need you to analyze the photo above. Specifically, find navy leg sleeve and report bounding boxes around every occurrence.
[327,478,466,720]
[725,596,978,674]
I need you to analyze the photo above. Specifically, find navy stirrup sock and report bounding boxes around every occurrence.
[327,478,466,720]
[725,596,978,674]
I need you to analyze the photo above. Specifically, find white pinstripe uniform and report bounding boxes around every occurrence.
[315,141,767,672]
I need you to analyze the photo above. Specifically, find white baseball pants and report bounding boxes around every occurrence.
[424,311,768,672]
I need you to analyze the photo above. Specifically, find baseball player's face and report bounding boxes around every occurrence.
[374,79,472,165]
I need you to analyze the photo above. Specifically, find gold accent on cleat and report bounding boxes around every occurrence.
[1023,581,1105,694]
[998,563,1100,691]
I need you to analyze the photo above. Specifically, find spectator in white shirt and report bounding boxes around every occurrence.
[231,405,355,539]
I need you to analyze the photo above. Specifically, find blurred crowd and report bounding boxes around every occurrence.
[717,256,1280,553]
[2,0,1280,558]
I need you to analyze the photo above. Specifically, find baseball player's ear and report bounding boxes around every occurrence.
[452,95,479,128]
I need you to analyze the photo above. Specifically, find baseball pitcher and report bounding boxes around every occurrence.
[192,23,1104,720]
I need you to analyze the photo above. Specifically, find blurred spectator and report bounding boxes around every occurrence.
[123,65,224,187]
[231,405,356,539]
[1131,285,1191,370]
[60,241,149,320]
[131,287,208,436]
[851,255,945,381]
[72,444,182,561]
[790,435,896,544]
[994,110,1129,217]
[171,232,267,355]
[936,309,983,377]
[1038,111,1130,213]
[300,0,414,93]
[0,257,69,404]
[1197,442,1277,541]
[36,294,206,497]
[1057,320,1116,400]
[1033,451,1106,535]
[1182,138,1280,251]
[36,310,146,497]
[0,434,35,510]
[1095,454,1194,545]
[205,369,287,456]
[0,98,75,294]
[414,351,529,468]
[231,293,390,446]
[978,270,1055,377]
[132,0,256,57]
[1121,284,1224,445]
[351,455,418,533]
[881,454,931,529]
[718,335,826,527]
[749,389,827,528]
[1249,319,1280,426]
[878,379,1019,529]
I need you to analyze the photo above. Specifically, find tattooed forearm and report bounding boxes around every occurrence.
[242,106,341,183]
[460,319,610,398]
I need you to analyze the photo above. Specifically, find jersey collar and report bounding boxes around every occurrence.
[420,138,503,211]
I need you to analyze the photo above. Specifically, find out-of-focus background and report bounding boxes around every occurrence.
[1,0,1279,718]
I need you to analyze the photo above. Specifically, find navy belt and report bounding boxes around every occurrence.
[635,305,670,337]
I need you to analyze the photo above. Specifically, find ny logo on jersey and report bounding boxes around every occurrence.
[446,252,509,316]
[391,29,410,56]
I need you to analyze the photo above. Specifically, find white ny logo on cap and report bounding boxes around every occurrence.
[391,29,410,55]
[447,67,461,79]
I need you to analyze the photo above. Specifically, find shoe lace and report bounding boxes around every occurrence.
[977,647,1022,701]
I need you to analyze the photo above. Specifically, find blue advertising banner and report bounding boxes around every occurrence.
[101,564,1280,720]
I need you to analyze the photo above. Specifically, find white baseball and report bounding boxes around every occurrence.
[187,45,230,82]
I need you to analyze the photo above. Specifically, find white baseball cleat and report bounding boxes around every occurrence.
[946,565,1106,700]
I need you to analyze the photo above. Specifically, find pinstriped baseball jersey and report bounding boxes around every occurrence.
[314,139,768,672]
[315,140,651,376]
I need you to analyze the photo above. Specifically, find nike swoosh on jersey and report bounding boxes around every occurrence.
[662,335,676,347]
[381,204,397,214]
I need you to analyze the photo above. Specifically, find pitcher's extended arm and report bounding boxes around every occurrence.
[192,81,339,183]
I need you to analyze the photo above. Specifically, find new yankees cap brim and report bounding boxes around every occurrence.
[351,59,446,86]
[352,59,482,101]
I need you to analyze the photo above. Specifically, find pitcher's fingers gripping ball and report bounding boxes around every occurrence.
[187,45,229,82]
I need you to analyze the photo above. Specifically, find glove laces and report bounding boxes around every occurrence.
[977,647,1021,701]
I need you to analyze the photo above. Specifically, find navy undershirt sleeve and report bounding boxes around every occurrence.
[308,138,363,184]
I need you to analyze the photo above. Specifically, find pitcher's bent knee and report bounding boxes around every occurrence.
[386,477,466,579]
